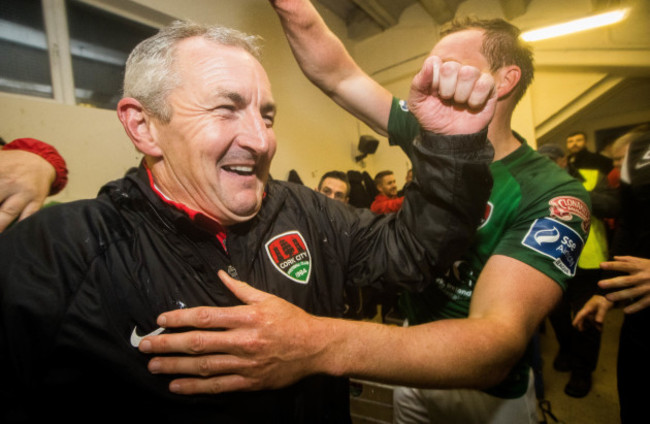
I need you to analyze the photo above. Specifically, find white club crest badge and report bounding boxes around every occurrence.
[265,231,312,284]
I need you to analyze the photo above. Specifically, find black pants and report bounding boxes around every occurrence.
[618,307,650,423]
[549,267,602,374]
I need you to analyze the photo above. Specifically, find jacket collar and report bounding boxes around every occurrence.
[104,164,291,259]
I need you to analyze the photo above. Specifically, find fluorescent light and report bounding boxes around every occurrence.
[521,8,629,42]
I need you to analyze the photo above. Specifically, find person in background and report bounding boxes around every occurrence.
[546,131,617,398]
[316,170,350,203]
[537,144,567,169]
[573,124,650,423]
[0,19,495,423]
[370,170,404,214]
[316,170,368,319]
[0,137,68,232]
[566,131,613,177]
[608,135,632,188]
[603,132,634,237]
[369,169,407,320]
[138,3,590,424]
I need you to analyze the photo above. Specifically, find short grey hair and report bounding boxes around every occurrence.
[123,20,263,123]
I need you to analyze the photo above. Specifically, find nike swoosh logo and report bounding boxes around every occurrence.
[635,160,650,170]
[130,326,165,348]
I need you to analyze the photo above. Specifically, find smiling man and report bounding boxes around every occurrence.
[0,20,495,423]
[135,3,591,424]
[370,170,404,213]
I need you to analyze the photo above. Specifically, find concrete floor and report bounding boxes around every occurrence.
[537,307,623,424]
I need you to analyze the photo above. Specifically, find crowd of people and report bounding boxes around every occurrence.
[0,1,647,423]
[538,123,650,421]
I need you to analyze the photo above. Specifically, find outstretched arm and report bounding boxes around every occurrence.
[140,256,560,394]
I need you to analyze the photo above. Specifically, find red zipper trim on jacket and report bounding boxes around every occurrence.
[144,166,227,251]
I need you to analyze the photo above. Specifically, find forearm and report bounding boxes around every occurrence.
[270,0,392,134]
[316,316,519,389]
[328,257,559,389]
[271,0,357,94]
[400,129,493,274]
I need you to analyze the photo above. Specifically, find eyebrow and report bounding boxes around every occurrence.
[261,102,277,116]
[221,91,245,106]
[221,91,276,115]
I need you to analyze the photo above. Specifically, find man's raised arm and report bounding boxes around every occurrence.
[268,0,393,135]
[269,0,494,137]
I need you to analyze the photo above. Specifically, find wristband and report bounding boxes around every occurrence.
[3,138,68,195]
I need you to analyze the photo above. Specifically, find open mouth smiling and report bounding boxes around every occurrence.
[223,165,255,176]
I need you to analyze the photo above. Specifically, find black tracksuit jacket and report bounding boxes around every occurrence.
[0,130,493,423]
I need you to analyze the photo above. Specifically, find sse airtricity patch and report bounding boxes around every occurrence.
[265,231,312,284]
[521,217,584,276]
[399,99,409,112]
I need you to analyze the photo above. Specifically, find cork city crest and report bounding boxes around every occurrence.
[478,201,494,229]
[265,231,312,284]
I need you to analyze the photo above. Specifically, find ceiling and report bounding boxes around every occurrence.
[314,0,650,147]
[315,0,531,40]
[315,0,626,40]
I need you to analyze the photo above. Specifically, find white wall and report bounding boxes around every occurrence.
[2,0,649,203]
[0,94,141,203]
[0,0,391,203]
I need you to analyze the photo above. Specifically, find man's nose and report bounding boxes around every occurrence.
[238,112,271,153]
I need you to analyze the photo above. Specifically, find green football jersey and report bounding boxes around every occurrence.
[388,97,591,398]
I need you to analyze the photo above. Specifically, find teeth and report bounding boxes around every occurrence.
[225,165,254,174]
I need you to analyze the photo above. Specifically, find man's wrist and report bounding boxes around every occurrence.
[3,138,68,194]
[415,128,491,156]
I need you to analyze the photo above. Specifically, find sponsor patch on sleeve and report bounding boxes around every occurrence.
[548,196,590,233]
[521,217,584,277]
[398,99,409,112]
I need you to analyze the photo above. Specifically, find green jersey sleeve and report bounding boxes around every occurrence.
[387,97,419,160]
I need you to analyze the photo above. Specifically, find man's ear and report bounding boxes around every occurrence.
[495,65,521,100]
[117,97,163,157]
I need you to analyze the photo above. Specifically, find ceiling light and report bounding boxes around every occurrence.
[521,8,629,42]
